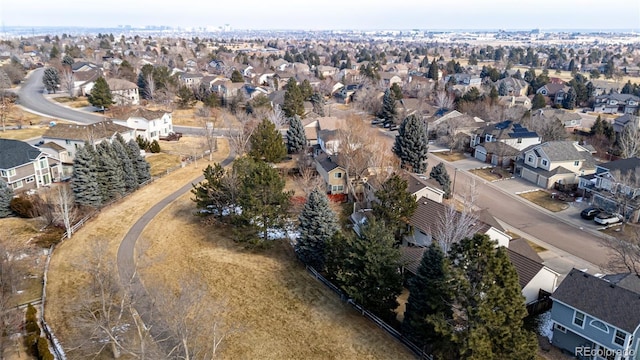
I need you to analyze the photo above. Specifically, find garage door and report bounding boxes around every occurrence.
[521,168,538,184]
[475,147,487,162]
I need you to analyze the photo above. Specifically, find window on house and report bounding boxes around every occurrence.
[2,169,15,177]
[614,330,626,346]
[527,155,534,163]
[11,180,23,189]
[0,170,5,177]
[39,158,48,169]
[554,324,567,333]
[334,172,342,178]
[573,311,585,327]
[574,161,580,166]
[590,320,609,333]
[66,140,71,145]
[25,177,34,183]
[517,138,522,144]
[541,159,548,166]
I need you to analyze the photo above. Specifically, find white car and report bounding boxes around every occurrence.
[594,212,622,225]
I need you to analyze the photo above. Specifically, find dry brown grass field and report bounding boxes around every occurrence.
[45,138,413,359]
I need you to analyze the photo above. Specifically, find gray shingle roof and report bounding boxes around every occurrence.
[534,141,593,162]
[506,248,544,289]
[0,139,43,169]
[316,153,340,172]
[552,268,640,333]
[43,120,132,142]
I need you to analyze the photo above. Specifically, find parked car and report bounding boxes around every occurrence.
[580,207,601,220]
[371,118,384,125]
[594,212,622,225]
[388,125,398,131]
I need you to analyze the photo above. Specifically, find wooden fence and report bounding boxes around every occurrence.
[306,266,433,360]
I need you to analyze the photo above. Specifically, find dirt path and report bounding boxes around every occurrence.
[116,152,235,357]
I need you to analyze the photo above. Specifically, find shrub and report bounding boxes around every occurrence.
[33,227,65,248]
[10,196,36,218]
[136,135,149,151]
[149,140,161,153]
[37,337,54,360]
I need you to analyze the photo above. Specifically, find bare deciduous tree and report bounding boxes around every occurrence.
[0,242,24,359]
[434,90,455,111]
[433,178,482,253]
[51,184,77,239]
[618,118,640,159]
[0,91,14,132]
[602,233,640,277]
[336,115,374,200]
[267,104,287,130]
[61,69,76,99]
[201,115,219,162]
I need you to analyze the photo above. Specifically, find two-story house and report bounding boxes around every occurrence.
[42,121,135,160]
[516,141,597,189]
[107,78,140,106]
[178,72,203,88]
[550,269,640,360]
[113,109,173,141]
[314,153,347,195]
[0,139,61,192]
[536,84,571,106]
[594,94,640,114]
[579,157,640,222]
[363,171,445,207]
[531,108,583,130]
[472,121,541,166]
[493,77,529,97]
[612,114,639,135]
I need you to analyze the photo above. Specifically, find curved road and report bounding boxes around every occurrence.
[116,152,235,356]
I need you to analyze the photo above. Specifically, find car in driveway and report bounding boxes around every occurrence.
[580,207,601,220]
[594,212,622,225]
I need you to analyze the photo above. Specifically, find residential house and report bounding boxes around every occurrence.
[0,139,61,192]
[334,84,360,104]
[494,77,529,97]
[537,83,571,106]
[71,61,100,73]
[363,171,446,207]
[550,269,640,360]
[578,157,640,222]
[38,142,73,180]
[113,109,173,142]
[405,197,511,248]
[41,121,135,160]
[444,73,482,87]
[72,69,102,97]
[316,65,338,78]
[532,108,583,129]
[385,63,409,75]
[594,94,640,114]
[428,110,486,143]
[506,238,559,305]
[516,141,597,189]
[588,80,620,97]
[499,95,532,110]
[314,153,347,195]
[178,72,203,88]
[612,114,639,134]
[472,120,541,153]
[107,78,140,106]
[379,72,402,87]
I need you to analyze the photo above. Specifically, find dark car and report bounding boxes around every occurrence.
[580,207,601,220]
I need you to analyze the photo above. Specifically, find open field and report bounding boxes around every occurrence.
[519,190,569,212]
[0,127,48,141]
[137,191,414,360]
[52,96,90,108]
[146,153,182,177]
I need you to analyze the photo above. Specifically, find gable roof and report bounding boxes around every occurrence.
[118,108,168,121]
[506,248,544,289]
[509,238,543,263]
[597,157,640,179]
[107,78,138,91]
[525,141,593,162]
[0,139,43,169]
[316,153,341,173]
[410,197,491,236]
[552,269,640,333]
[43,120,132,142]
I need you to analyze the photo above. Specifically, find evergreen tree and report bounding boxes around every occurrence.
[236,158,293,242]
[295,188,338,270]
[498,81,509,96]
[372,173,417,241]
[127,139,151,184]
[446,234,538,359]
[62,55,74,67]
[562,88,577,110]
[488,85,499,104]
[310,92,325,116]
[230,70,244,83]
[335,220,403,321]
[42,67,60,94]
[402,243,454,354]
[299,79,313,100]
[49,45,60,59]
[390,82,403,100]
[95,142,125,202]
[377,89,397,122]
[250,118,287,163]
[393,114,428,173]
[191,163,235,217]
[283,78,305,118]
[621,80,633,94]
[286,115,307,154]
[71,144,102,207]
[430,162,452,198]
[0,179,13,218]
[112,136,138,192]
[88,76,113,109]
[428,58,439,81]
[176,85,196,108]
[532,93,546,110]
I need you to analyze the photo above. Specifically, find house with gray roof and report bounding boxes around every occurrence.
[612,114,639,134]
[516,141,597,189]
[550,269,640,359]
[42,120,135,160]
[472,120,541,166]
[594,93,640,114]
[314,153,347,195]
[578,157,640,222]
[531,108,582,129]
[0,139,61,192]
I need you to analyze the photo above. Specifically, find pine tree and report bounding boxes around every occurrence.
[95,142,125,202]
[498,81,509,96]
[393,114,428,173]
[88,76,113,109]
[176,85,196,108]
[191,163,228,213]
[71,144,102,207]
[295,188,338,270]
[372,173,417,241]
[562,88,577,110]
[430,162,452,198]
[377,89,397,122]
[336,220,403,321]
[299,79,313,100]
[230,70,244,83]
[42,67,60,94]
[532,93,546,110]
[402,243,453,352]
[447,234,538,359]
[390,83,403,100]
[310,92,325,116]
[0,179,13,218]
[126,140,151,184]
[250,118,287,163]
[488,85,499,104]
[112,136,138,192]
[286,115,307,154]
[283,78,305,118]
[428,58,439,81]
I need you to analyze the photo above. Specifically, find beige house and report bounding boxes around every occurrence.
[314,153,347,194]
[107,78,140,106]
[0,139,61,192]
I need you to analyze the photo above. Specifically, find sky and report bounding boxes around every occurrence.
[1,0,639,30]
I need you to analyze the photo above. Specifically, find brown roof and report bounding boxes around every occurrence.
[73,69,101,83]
[410,197,491,237]
[119,108,167,120]
[107,78,138,91]
[508,238,543,263]
[40,142,66,151]
[552,269,640,333]
[506,248,544,289]
[43,120,132,142]
[400,246,426,275]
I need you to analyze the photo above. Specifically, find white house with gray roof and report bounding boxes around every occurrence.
[0,139,61,192]
[516,141,597,189]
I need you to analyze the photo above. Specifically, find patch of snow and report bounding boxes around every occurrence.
[537,310,553,341]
